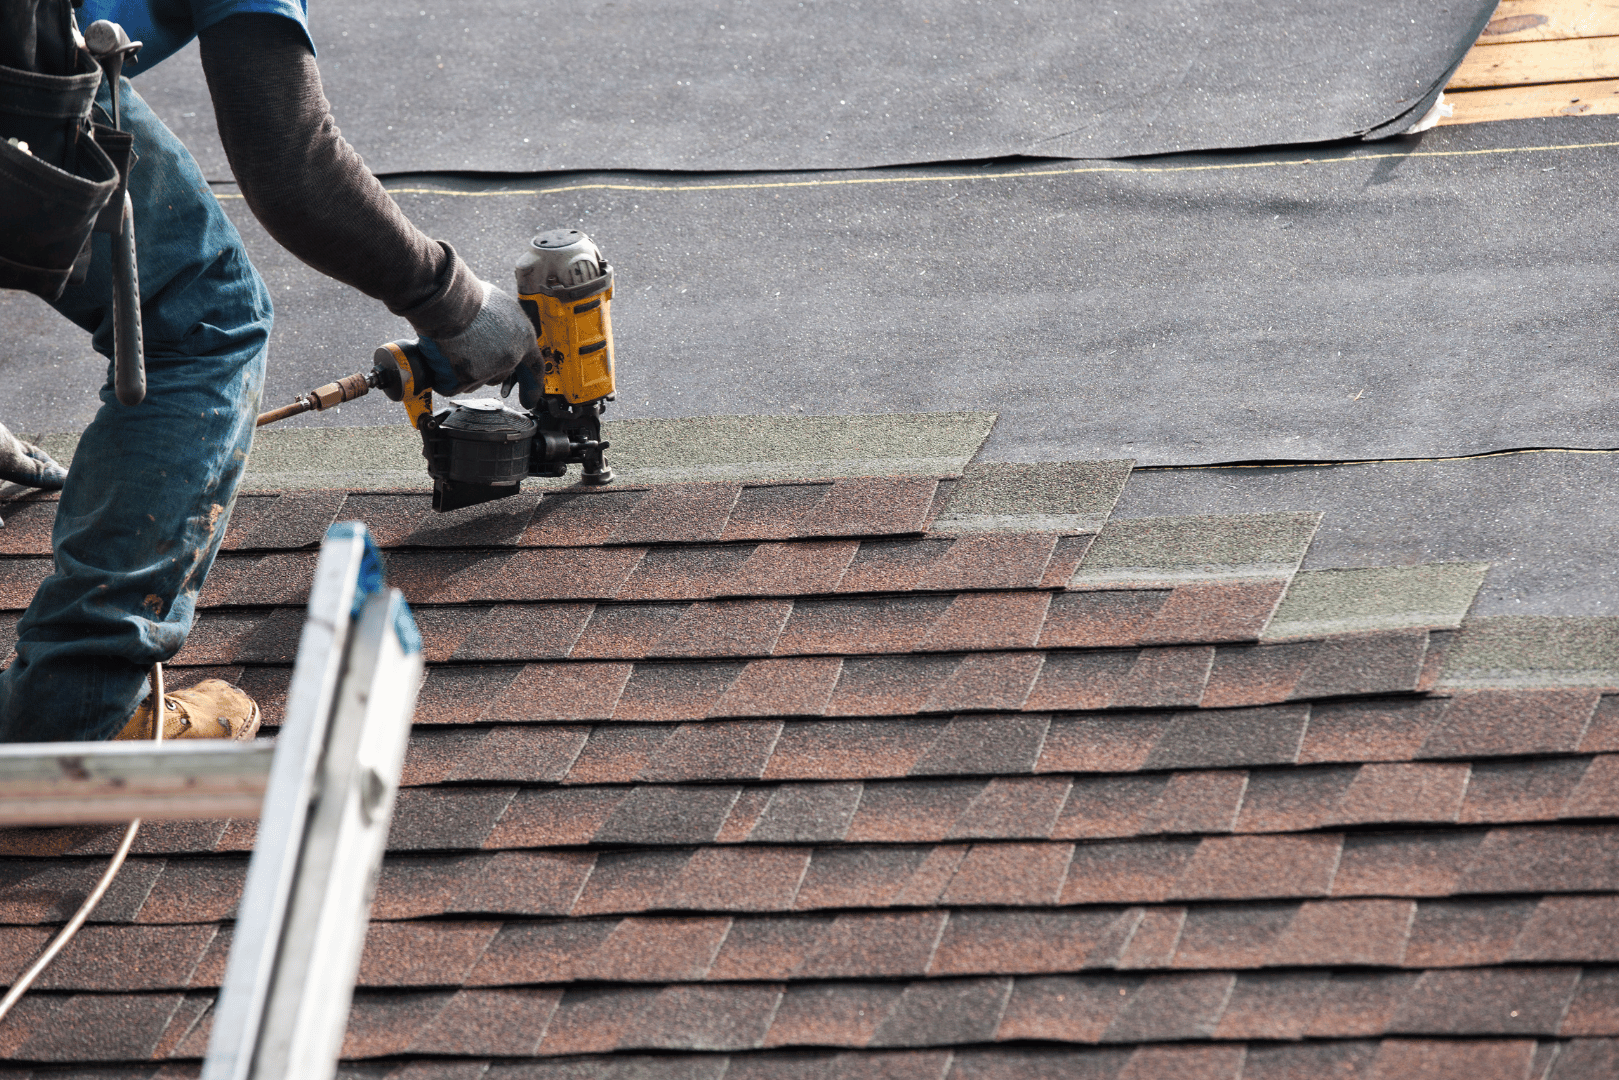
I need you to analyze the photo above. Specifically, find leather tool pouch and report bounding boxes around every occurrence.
[0,1,120,301]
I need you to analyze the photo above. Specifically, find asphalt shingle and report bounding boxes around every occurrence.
[7,457,1611,1076]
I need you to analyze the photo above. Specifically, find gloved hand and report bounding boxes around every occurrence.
[414,335,544,410]
[0,422,67,489]
[415,278,541,395]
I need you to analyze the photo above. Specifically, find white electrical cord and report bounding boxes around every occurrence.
[0,662,164,1023]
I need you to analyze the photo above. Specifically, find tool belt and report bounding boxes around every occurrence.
[0,0,124,301]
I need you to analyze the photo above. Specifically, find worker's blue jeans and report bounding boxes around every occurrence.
[0,79,270,742]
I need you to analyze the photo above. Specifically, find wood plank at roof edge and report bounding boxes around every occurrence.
[1479,0,1619,43]
[1450,35,1619,87]
[1442,77,1619,121]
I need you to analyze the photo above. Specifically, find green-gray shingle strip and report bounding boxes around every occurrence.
[39,411,997,492]
[1439,616,1619,690]
[930,460,1135,535]
[1070,511,1322,588]
[1263,562,1490,642]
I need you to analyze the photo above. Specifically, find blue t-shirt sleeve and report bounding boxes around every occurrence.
[79,0,313,77]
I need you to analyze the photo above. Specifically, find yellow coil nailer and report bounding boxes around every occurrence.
[256,230,617,512]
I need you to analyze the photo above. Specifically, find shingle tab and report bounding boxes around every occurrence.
[1335,763,1470,826]
[389,788,516,852]
[795,847,943,911]
[1062,840,1200,905]
[638,721,784,782]
[825,655,962,716]
[793,911,948,978]
[720,482,834,542]
[409,987,559,1056]
[1419,690,1601,759]
[1104,973,1236,1042]
[1072,513,1320,588]
[1039,715,1169,773]
[1439,617,1619,691]
[1170,905,1293,970]
[1145,706,1307,770]
[525,490,649,547]
[1332,831,1488,899]
[1212,971,1329,1040]
[765,982,905,1048]
[929,461,1132,536]
[1265,563,1489,642]
[651,599,794,659]
[792,478,939,539]
[920,592,1051,652]
[1,991,190,1061]
[614,662,747,721]
[777,595,954,656]
[615,545,754,601]
[942,843,1075,906]
[1403,898,1535,968]
[1299,698,1447,764]
[484,788,628,847]
[594,786,741,846]
[732,539,859,595]
[836,538,956,594]
[1371,1039,1540,1080]
[1457,758,1587,824]
[710,658,844,718]
[357,922,500,988]
[765,718,949,781]
[478,545,646,602]
[0,497,60,556]
[484,662,633,723]
[847,780,984,843]
[1392,968,1582,1036]
[869,978,1012,1047]
[995,975,1138,1043]
[1039,590,1168,650]
[749,783,864,843]
[1270,899,1415,967]
[921,652,1046,713]
[911,714,1052,776]
[948,776,1072,840]
[1172,835,1343,901]
[930,910,1126,977]
[608,485,743,546]
[917,534,1060,591]
[453,603,595,661]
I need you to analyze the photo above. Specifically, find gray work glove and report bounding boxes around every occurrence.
[0,422,67,489]
[416,279,542,395]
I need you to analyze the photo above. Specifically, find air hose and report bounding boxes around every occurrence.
[0,662,164,1023]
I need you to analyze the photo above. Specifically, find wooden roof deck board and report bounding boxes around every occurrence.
[1444,0,1619,122]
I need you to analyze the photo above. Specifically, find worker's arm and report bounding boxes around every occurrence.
[195,14,536,392]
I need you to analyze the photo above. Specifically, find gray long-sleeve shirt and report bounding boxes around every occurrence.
[196,13,481,338]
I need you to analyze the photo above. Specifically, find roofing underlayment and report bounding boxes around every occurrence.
[0,455,1617,1077]
[127,0,1500,174]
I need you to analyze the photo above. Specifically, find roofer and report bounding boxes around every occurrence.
[0,0,539,742]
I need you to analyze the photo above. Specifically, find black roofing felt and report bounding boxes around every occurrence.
[135,0,1494,178]
[1116,451,1619,617]
[8,118,1615,463]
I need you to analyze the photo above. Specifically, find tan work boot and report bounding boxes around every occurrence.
[114,679,262,741]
